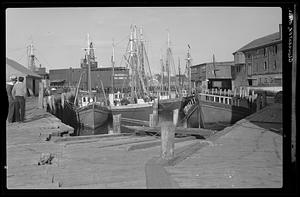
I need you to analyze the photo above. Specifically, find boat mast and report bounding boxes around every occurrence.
[27,41,36,72]
[186,44,192,95]
[111,39,115,94]
[85,34,92,97]
[166,30,171,97]
[129,26,136,99]
[178,57,181,95]
[160,53,164,96]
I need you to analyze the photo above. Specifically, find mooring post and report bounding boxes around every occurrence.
[43,97,48,111]
[256,94,261,112]
[152,99,159,126]
[149,114,154,127]
[173,109,179,126]
[160,121,175,160]
[51,95,56,114]
[38,82,44,109]
[262,91,267,108]
[47,96,52,112]
[61,93,65,109]
[113,114,121,134]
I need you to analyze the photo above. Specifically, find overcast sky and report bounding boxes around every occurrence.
[6,7,282,74]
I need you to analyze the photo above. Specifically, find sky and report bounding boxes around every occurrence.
[6,7,282,74]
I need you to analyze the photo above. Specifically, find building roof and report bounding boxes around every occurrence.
[234,32,281,53]
[191,61,234,68]
[6,57,42,78]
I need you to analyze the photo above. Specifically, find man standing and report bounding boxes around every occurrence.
[6,75,17,123]
[12,76,27,122]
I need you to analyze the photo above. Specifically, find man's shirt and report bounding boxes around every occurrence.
[12,81,27,98]
[6,82,14,99]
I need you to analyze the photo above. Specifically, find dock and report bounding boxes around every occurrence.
[163,103,282,188]
[6,97,282,189]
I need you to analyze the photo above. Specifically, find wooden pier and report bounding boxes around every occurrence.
[6,95,282,189]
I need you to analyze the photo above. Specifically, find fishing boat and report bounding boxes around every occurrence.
[74,34,111,130]
[109,25,154,127]
[178,53,252,129]
[155,30,182,121]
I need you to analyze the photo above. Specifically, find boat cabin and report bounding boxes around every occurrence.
[81,96,97,107]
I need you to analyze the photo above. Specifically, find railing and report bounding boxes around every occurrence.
[198,93,234,105]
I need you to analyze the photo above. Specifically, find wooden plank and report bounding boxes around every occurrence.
[123,125,216,138]
[127,136,196,151]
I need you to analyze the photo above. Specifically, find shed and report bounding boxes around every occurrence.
[6,57,42,96]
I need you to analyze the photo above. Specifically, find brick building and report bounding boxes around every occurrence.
[232,24,282,92]
[49,67,130,93]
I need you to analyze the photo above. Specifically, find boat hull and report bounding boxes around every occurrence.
[185,100,251,128]
[111,103,153,127]
[77,103,110,129]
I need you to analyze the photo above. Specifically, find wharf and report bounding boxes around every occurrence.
[164,103,282,188]
[6,97,74,188]
[5,97,200,189]
[5,97,282,189]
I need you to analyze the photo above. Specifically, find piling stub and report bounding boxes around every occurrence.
[160,121,175,160]
[43,97,48,110]
[256,94,261,112]
[152,99,159,126]
[173,109,179,126]
[113,114,121,134]
[262,91,267,107]
[61,93,65,108]
[51,95,56,114]
[149,114,154,127]
[38,82,44,109]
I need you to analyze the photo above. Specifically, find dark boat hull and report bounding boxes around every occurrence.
[185,100,251,128]
[111,103,153,127]
[76,103,110,129]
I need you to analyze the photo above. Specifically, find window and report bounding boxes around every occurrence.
[264,48,267,56]
[264,62,267,70]
[274,45,278,54]
[274,61,277,70]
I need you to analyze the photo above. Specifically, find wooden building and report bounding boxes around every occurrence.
[6,57,42,96]
[191,61,234,90]
[232,24,282,92]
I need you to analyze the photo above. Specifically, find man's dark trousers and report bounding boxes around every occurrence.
[15,96,25,122]
[7,97,15,123]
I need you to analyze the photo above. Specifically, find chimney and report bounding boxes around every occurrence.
[279,24,282,40]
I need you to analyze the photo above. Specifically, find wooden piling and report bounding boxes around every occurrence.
[47,96,53,112]
[43,97,48,110]
[183,118,188,128]
[51,95,56,114]
[262,91,267,108]
[173,109,179,126]
[160,121,175,160]
[113,114,121,134]
[152,100,159,126]
[239,87,243,98]
[256,94,261,112]
[38,82,44,109]
[149,114,154,127]
[61,93,65,108]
